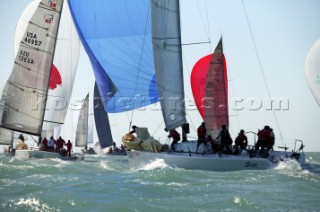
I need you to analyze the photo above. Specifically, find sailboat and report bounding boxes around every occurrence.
[69,0,305,171]
[14,0,80,141]
[0,0,83,160]
[123,1,305,171]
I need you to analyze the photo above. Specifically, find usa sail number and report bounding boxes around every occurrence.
[24,32,42,46]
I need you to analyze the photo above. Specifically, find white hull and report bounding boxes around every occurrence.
[15,149,84,161]
[127,142,305,172]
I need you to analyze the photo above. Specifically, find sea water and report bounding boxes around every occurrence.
[0,153,319,211]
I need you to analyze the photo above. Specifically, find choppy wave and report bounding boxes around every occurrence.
[0,152,320,211]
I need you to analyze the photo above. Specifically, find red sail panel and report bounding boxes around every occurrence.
[204,39,228,137]
[191,54,212,118]
[191,53,227,118]
[49,64,62,90]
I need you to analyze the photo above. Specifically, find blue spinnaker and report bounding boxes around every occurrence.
[68,0,159,113]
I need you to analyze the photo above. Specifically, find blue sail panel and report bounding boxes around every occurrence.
[68,0,159,113]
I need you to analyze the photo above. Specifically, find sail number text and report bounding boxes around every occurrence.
[24,32,42,46]
[19,50,34,64]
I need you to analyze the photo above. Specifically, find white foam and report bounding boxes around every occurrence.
[137,159,168,171]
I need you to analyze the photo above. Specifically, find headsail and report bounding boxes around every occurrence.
[75,93,89,147]
[305,39,320,107]
[68,0,159,113]
[204,38,229,137]
[94,83,113,148]
[151,0,186,130]
[13,0,80,138]
[0,0,64,135]
[191,38,228,137]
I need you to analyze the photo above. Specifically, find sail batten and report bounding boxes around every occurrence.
[151,0,186,130]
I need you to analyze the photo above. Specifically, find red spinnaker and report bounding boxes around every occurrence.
[191,54,228,118]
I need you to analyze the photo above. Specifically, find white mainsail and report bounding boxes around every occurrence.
[305,38,320,107]
[13,0,80,138]
[75,93,89,147]
[0,0,64,135]
[151,0,186,130]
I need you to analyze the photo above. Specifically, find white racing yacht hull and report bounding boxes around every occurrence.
[127,142,305,172]
[15,149,84,161]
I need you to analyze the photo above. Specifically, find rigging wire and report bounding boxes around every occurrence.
[129,1,153,130]
[204,0,211,53]
[196,0,211,43]
[241,0,284,145]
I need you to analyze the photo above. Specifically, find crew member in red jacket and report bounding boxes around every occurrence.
[165,128,181,151]
[66,140,72,158]
[196,122,207,152]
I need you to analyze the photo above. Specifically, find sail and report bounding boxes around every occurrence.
[0,0,64,135]
[191,54,213,118]
[14,0,80,137]
[305,39,320,106]
[203,38,229,137]
[94,83,113,148]
[68,0,159,113]
[151,0,186,130]
[191,39,228,137]
[75,93,89,147]
[0,128,14,145]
